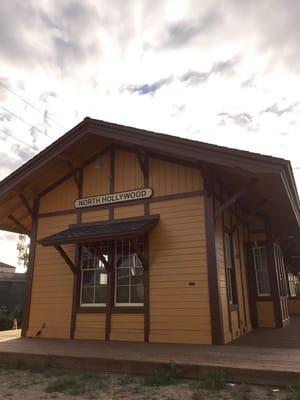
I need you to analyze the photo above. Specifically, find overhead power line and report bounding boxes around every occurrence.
[0,105,55,140]
[0,81,66,130]
[0,127,38,151]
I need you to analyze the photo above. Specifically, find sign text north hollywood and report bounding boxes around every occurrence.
[74,188,153,209]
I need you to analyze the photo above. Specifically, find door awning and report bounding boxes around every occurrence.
[38,215,159,247]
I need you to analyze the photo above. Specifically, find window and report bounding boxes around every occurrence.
[274,243,288,297]
[224,232,236,305]
[80,242,108,306]
[288,273,300,297]
[252,245,270,296]
[115,239,144,306]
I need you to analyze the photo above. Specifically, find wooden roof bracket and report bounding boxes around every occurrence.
[215,178,258,219]
[54,245,78,275]
[198,163,213,197]
[136,149,148,180]
[66,161,80,192]
[230,199,267,234]
[8,214,30,235]
[19,193,35,220]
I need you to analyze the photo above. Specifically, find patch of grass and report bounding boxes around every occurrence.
[285,387,300,400]
[142,362,181,387]
[204,369,226,390]
[118,373,140,386]
[192,391,222,400]
[44,372,108,396]
[234,384,251,400]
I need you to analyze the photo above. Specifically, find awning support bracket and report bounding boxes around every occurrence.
[215,178,258,219]
[54,245,78,274]
[99,253,112,272]
[130,239,148,269]
[8,214,30,235]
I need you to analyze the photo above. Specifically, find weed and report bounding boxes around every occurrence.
[285,387,300,400]
[234,384,251,400]
[204,369,226,390]
[44,372,107,396]
[192,391,222,400]
[142,361,181,387]
[118,373,140,386]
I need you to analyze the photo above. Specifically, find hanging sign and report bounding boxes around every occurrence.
[74,188,153,209]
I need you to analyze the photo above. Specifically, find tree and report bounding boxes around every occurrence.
[17,234,30,271]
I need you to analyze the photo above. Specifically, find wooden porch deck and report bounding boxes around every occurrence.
[1,317,300,386]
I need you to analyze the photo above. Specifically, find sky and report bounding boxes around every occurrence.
[0,0,300,271]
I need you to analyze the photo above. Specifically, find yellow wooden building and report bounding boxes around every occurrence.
[0,118,299,345]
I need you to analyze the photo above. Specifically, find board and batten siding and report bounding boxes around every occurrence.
[82,152,110,197]
[115,150,144,192]
[27,147,210,343]
[215,210,232,344]
[149,158,202,197]
[27,214,76,338]
[75,314,106,340]
[110,314,144,342]
[149,196,211,344]
[39,177,78,213]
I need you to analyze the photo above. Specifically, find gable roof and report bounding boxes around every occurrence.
[0,117,299,239]
[0,262,16,271]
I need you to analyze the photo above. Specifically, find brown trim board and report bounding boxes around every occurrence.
[70,167,83,340]
[204,189,224,345]
[21,198,39,337]
[38,190,205,218]
[265,217,284,328]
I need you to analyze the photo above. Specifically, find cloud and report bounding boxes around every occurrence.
[124,77,173,95]
[261,103,298,117]
[181,58,237,86]
[11,144,35,163]
[164,9,220,48]
[218,112,253,127]
[181,71,211,85]
[39,91,57,102]
[0,1,102,71]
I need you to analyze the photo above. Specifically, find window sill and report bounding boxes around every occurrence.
[76,306,144,314]
[112,307,144,314]
[76,307,106,313]
[256,296,272,301]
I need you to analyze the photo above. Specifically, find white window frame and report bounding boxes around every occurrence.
[273,242,288,297]
[252,245,270,297]
[224,232,234,305]
[114,241,144,307]
[80,245,108,307]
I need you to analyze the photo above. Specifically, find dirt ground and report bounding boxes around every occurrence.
[0,364,298,400]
